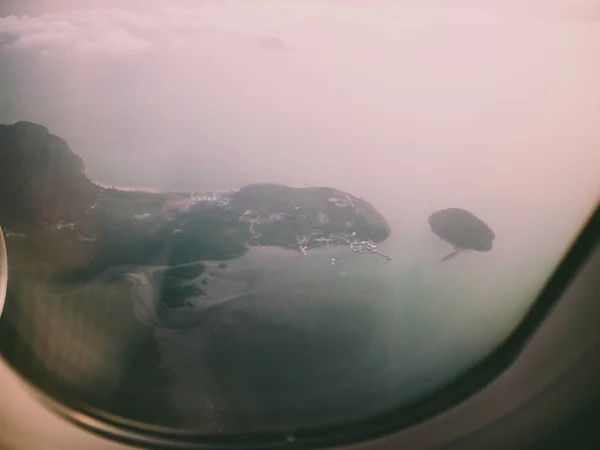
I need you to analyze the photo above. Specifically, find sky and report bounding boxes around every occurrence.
[1,0,599,239]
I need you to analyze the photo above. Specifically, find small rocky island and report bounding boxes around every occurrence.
[428,208,495,262]
[0,121,391,305]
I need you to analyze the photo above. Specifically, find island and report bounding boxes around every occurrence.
[0,121,391,307]
[428,208,495,262]
[0,120,393,429]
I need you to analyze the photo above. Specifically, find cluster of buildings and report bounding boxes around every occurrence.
[162,190,234,214]
[349,239,376,253]
[295,231,392,260]
[347,235,392,260]
[327,194,355,208]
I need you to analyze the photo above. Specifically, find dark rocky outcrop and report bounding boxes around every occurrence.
[0,121,97,228]
[428,208,495,261]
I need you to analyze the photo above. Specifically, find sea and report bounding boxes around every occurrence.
[114,210,567,433]
[5,185,584,434]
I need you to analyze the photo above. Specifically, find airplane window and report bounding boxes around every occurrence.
[1,0,599,444]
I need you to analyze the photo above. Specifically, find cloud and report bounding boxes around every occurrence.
[0,4,297,58]
[0,11,152,57]
[256,36,289,51]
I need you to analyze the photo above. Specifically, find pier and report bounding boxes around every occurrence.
[372,250,392,260]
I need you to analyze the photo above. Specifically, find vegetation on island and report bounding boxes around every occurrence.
[1,120,389,294]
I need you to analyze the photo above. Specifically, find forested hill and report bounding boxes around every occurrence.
[0,121,97,229]
[0,121,390,282]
